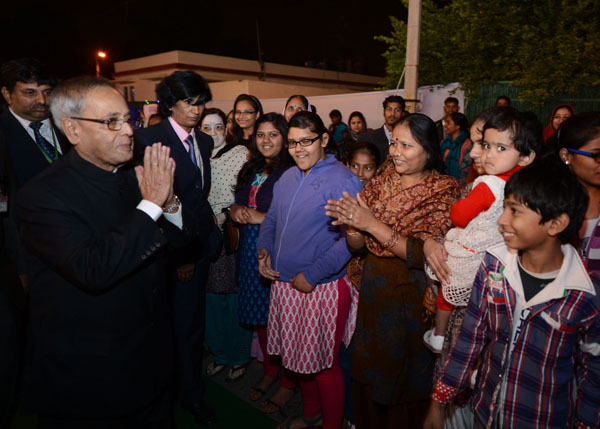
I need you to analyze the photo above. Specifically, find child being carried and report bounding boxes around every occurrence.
[424,108,539,353]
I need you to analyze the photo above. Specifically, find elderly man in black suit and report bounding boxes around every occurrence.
[18,76,192,428]
[359,95,406,160]
[135,71,219,427]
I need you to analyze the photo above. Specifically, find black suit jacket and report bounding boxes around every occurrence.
[0,109,70,189]
[135,119,218,261]
[17,150,193,418]
[0,130,24,309]
[435,118,445,143]
[359,126,389,160]
[0,131,25,428]
[0,108,71,278]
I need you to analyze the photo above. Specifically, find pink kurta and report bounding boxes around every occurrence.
[267,276,358,374]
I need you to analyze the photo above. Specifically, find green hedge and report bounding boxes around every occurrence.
[465,81,600,125]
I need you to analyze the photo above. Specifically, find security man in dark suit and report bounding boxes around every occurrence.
[0,58,70,188]
[0,58,71,283]
[0,130,25,429]
[0,59,69,426]
[135,71,219,427]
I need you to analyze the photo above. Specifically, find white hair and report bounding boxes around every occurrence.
[50,77,116,131]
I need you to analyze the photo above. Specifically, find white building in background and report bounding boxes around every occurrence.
[112,50,382,102]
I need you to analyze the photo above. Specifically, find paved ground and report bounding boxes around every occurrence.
[202,353,303,425]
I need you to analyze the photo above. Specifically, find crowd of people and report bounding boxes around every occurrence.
[1,57,599,429]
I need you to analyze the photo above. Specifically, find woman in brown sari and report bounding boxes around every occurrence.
[326,114,461,428]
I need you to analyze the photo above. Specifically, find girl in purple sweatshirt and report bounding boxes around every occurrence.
[257,111,362,429]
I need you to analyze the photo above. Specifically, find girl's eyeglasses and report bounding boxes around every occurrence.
[567,148,600,162]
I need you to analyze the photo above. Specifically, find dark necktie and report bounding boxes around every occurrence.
[185,134,204,188]
[185,134,200,173]
[29,121,58,161]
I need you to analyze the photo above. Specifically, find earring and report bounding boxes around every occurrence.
[565,160,569,165]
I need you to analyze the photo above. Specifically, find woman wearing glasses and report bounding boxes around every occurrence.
[558,112,600,276]
[232,94,263,148]
[201,108,252,381]
[256,111,362,429]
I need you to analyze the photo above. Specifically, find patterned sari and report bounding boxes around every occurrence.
[351,161,461,407]
[347,161,460,287]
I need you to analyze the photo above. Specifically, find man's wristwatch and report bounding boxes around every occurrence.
[162,195,181,213]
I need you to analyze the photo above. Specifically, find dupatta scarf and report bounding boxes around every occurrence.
[362,161,461,257]
[346,161,461,289]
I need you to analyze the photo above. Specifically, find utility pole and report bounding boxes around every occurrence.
[404,0,422,112]
[256,20,266,81]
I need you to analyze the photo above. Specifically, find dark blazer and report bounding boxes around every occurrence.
[435,118,445,143]
[135,119,212,199]
[135,119,218,260]
[0,131,24,308]
[359,126,389,160]
[17,150,193,418]
[0,131,24,427]
[0,109,71,279]
[0,109,70,189]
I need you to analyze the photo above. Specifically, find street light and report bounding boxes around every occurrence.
[96,51,107,77]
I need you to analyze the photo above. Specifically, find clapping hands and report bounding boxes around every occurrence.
[325,191,374,233]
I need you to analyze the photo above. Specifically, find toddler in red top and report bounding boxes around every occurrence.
[424,108,538,353]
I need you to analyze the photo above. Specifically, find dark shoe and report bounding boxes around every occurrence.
[187,401,217,427]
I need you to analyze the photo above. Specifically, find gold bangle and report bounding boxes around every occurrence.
[382,233,400,250]
[347,230,362,237]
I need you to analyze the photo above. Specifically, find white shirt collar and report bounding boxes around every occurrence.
[488,242,596,308]
[383,124,391,143]
[9,107,51,131]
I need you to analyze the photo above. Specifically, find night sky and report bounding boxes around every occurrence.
[2,0,407,80]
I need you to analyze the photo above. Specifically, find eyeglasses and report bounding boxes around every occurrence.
[567,148,600,162]
[234,110,256,117]
[70,117,142,131]
[287,135,321,149]
[202,124,225,132]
